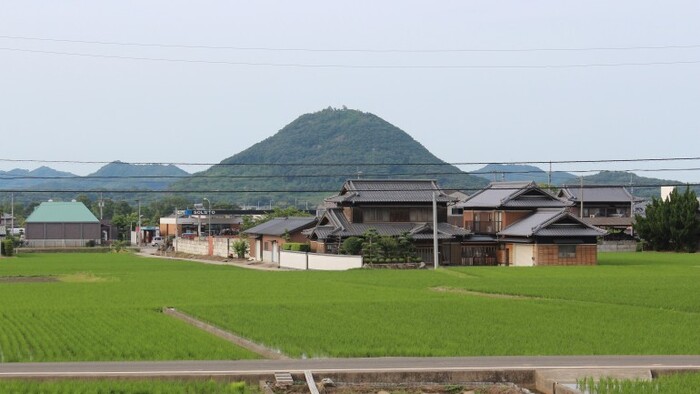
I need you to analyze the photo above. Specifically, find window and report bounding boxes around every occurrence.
[364,208,390,223]
[263,241,270,251]
[558,245,577,258]
[390,208,410,222]
[410,208,432,222]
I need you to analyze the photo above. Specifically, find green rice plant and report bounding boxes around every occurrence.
[0,379,257,394]
[577,372,700,394]
[0,252,698,360]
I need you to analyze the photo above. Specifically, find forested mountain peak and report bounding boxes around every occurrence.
[171,107,487,204]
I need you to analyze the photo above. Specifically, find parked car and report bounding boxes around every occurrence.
[151,236,164,246]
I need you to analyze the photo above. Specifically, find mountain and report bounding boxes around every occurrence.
[0,166,76,189]
[35,161,190,191]
[576,171,691,198]
[471,164,577,185]
[0,163,189,203]
[170,107,488,205]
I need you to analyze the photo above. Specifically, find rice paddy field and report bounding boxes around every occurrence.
[0,251,698,361]
[0,379,253,394]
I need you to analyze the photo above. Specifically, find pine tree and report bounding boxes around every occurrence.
[636,187,700,252]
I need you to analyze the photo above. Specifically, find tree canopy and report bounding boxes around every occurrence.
[635,187,700,252]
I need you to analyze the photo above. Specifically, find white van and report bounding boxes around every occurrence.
[151,236,164,246]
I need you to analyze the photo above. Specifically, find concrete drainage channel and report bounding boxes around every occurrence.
[258,368,700,394]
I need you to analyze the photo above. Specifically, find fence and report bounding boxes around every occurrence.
[280,250,363,271]
[174,237,242,258]
[597,240,637,252]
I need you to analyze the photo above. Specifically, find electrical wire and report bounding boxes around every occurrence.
[2,47,700,69]
[1,156,700,167]
[3,34,700,53]
[2,167,700,181]
[0,183,697,194]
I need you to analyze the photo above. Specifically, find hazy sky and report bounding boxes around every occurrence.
[1,1,699,182]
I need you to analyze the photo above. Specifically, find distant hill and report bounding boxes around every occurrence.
[34,161,190,191]
[576,171,690,198]
[170,107,488,205]
[0,162,189,203]
[472,164,577,185]
[0,166,76,189]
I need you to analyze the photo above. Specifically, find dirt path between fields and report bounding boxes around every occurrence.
[163,307,290,360]
[136,249,286,271]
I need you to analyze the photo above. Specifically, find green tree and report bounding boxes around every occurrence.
[377,236,399,260]
[232,239,249,258]
[361,228,381,262]
[397,232,417,262]
[636,187,700,252]
[340,236,363,255]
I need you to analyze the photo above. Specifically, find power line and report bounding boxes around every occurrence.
[2,167,700,181]
[2,47,700,69]
[2,156,700,167]
[1,184,697,194]
[3,34,700,53]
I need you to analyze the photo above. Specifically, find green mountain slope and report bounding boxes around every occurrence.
[33,161,189,191]
[170,107,488,205]
[577,171,690,198]
[472,164,577,185]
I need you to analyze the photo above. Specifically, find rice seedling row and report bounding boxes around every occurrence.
[0,252,698,361]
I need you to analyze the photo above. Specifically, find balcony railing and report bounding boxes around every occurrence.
[464,220,502,234]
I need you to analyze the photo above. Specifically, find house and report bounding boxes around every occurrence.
[557,186,638,238]
[456,181,604,265]
[245,216,318,263]
[25,201,100,247]
[497,208,605,266]
[307,179,470,264]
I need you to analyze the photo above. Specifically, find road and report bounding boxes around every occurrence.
[0,356,699,378]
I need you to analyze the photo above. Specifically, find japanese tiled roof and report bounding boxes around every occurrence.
[244,217,317,236]
[309,208,469,240]
[558,186,637,203]
[497,208,606,238]
[456,181,571,209]
[325,179,456,204]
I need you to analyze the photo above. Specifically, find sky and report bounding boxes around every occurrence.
[1,1,699,183]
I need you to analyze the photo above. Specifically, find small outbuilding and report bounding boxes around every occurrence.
[245,217,318,264]
[25,201,100,247]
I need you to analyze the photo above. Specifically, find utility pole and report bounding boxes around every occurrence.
[174,207,178,253]
[579,177,584,218]
[548,161,552,188]
[203,197,212,237]
[98,192,104,220]
[10,192,14,237]
[433,191,439,269]
[137,199,141,246]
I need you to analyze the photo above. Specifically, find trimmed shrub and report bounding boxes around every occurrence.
[2,239,14,256]
[286,243,310,252]
[340,237,363,255]
[281,243,292,251]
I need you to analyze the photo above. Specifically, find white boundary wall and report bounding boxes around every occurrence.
[174,238,209,255]
[280,251,363,271]
[280,250,307,269]
[174,237,243,258]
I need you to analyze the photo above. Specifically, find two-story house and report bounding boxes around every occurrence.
[456,182,605,266]
[557,186,638,238]
[307,179,469,264]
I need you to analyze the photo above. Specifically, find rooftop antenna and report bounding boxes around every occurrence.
[356,168,363,179]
